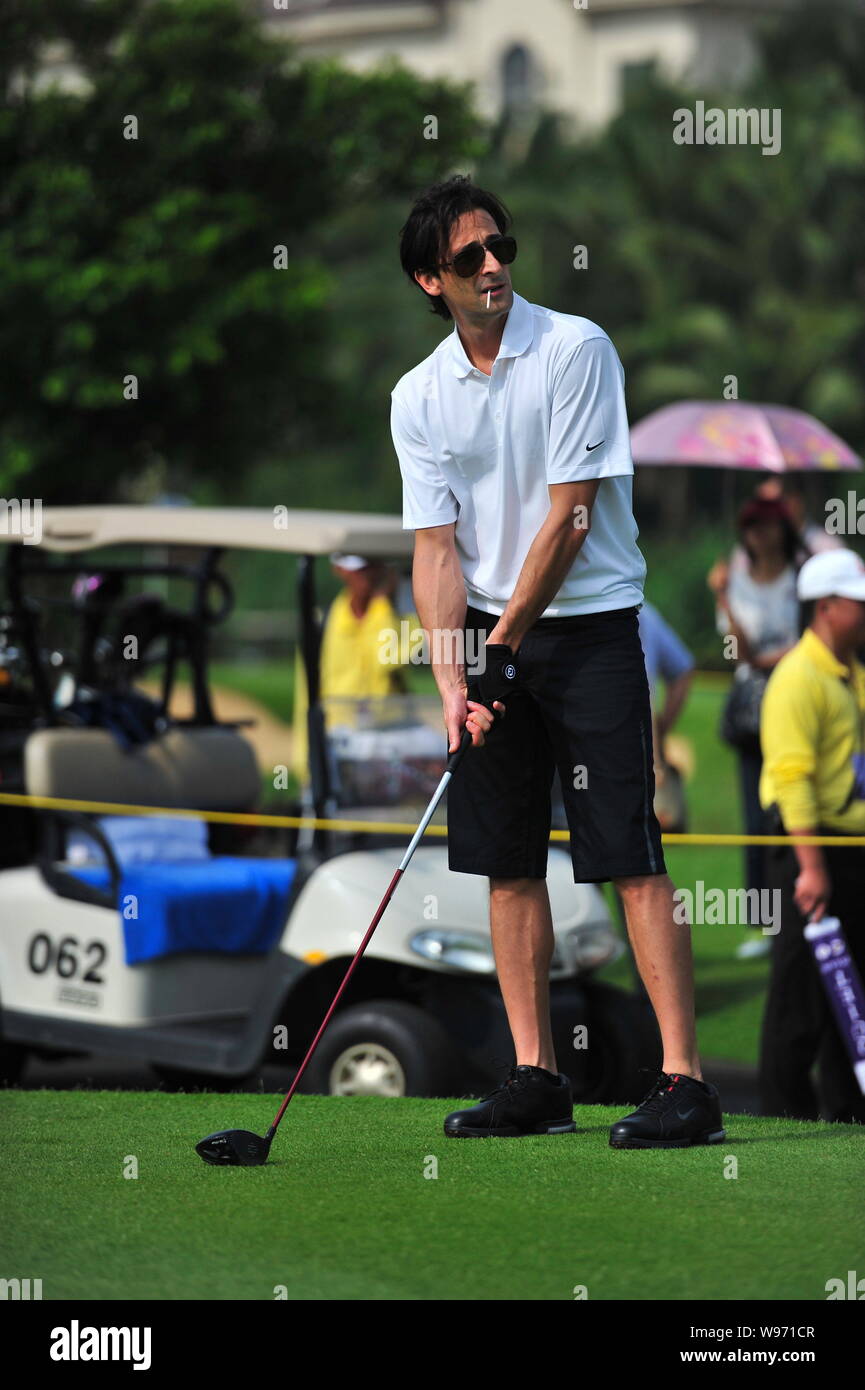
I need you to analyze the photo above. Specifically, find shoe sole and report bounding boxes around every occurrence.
[445,1120,578,1138]
[609,1127,726,1149]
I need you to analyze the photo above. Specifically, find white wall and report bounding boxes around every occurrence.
[266,0,609,123]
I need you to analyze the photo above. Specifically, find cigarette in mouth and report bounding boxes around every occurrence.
[486,290,491,308]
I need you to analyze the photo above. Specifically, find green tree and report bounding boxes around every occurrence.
[0,0,480,500]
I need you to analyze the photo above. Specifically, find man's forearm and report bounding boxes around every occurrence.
[412,543,467,693]
[788,831,826,878]
[488,515,588,650]
[658,672,692,742]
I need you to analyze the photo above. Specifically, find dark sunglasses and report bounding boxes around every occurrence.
[440,233,517,279]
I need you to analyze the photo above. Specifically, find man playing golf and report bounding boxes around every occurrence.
[390,176,724,1146]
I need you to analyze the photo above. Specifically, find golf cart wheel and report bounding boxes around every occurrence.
[0,1039,27,1087]
[152,1064,254,1093]
[301,1000,458,1099]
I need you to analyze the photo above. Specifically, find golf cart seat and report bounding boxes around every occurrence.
[26,725,297,964]
[26,723,261,808]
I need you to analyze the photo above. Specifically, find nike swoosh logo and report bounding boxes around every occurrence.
[586,440,604,451]
[676,1107,698,1121]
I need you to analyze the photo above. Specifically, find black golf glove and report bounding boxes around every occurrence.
[466,643,519,712]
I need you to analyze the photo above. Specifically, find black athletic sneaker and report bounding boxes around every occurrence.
[444,1064,577,1138]
[609,1070,726,1149]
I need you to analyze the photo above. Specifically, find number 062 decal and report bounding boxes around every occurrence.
[27,934,107,985]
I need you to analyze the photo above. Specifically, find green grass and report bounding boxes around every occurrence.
[2,1092,861,1301]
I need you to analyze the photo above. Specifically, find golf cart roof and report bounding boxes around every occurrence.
[0,505,414,558]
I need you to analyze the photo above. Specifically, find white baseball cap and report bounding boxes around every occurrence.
[330,552,371,571]
[797,548,865,602]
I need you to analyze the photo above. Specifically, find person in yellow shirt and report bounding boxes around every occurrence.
[292,553,420,782]
[758,548,865,1124]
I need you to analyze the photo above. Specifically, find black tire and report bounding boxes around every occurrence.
[301,999,459,1098]
[151,1064,255,1093]
[0,1038,27,1087]
[563,981,662,1106]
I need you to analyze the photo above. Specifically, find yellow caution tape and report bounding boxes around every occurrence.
[1,790,864,847]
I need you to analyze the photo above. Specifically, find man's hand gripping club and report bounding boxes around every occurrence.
[443,644,520,753]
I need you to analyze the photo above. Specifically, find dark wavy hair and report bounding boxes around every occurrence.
[398,175,512,322]
[737,496,804,565]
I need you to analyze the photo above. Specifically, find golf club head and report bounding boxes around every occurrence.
[195,1129,271,1167]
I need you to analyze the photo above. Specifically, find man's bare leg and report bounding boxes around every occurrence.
[613,872,702,1080]
[489,876,557,1073]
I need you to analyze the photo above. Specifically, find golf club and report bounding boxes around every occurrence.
[196,723,478,1165]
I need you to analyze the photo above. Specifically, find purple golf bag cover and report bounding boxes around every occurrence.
[804,916,865,1096]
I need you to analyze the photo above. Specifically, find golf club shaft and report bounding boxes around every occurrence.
[265,726,474,1139]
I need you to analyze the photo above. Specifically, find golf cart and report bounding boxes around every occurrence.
[0,506,659,1100]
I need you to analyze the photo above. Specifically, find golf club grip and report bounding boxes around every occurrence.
[445,725,473,772]
[446,703,505,772]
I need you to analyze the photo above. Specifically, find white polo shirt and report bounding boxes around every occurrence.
[390,292,646,617]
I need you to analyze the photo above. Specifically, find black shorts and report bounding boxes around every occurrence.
[447,604,666,884]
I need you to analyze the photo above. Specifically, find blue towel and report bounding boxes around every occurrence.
[70,858,297,965]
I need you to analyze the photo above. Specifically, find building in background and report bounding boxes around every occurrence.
[259,0,801,130]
